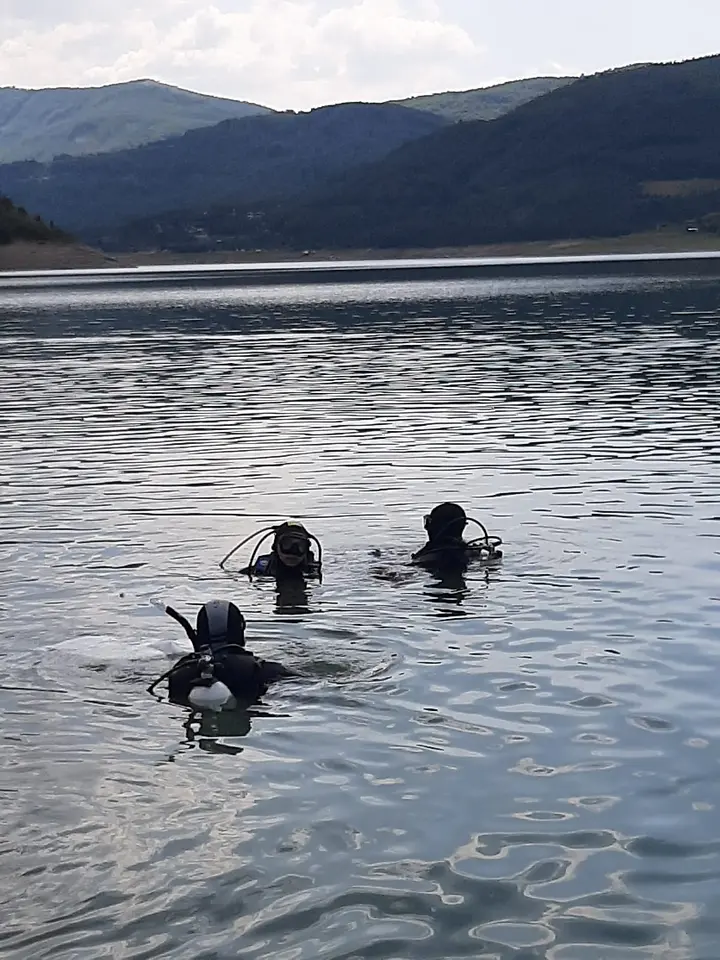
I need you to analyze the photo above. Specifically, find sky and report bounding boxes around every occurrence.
[1,0,720,110]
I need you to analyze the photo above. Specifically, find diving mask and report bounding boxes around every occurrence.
[275,532,310,567]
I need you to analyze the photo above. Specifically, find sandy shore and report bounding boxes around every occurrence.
[3,230,720,273]
[0,240,119,272]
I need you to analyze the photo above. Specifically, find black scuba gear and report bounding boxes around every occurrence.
[148,600,295,708]
[243,550,320,579]
[166,646,291,706]
[220,520,322,579]
[413,504,502,566]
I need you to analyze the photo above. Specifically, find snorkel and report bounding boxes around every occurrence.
[220,519,323,578]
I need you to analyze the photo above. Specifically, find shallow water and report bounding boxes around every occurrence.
[1,270,720,959]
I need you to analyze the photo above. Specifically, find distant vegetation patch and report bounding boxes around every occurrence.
[395,77,576,122]
[643,179,720,197]
[699,211,720,232]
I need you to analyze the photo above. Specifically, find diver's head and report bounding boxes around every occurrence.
[196,599,246,650]
[424,502,468,543]
[272,520,311,569]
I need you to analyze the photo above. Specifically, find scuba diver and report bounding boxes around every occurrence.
[411,502,503,570]
[148,600,296,711]
[220,520,322,580]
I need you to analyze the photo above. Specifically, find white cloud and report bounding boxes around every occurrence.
[0,0,484,109]
[4,0,720,109]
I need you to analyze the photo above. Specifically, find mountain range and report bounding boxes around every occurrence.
[108,55,720,253]
[1,57,719,254]
[0,103,448,236]
[0,76,571,166]
[247,55,720,250]
[0,75,577,244]
[0,79,270,164]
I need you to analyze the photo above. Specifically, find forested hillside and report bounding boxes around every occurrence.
[0,103,448,237]
[0,195,69,245]
[215,55,720,251]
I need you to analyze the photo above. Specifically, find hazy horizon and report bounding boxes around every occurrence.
[2,1,719,111]
[0,70,580,106]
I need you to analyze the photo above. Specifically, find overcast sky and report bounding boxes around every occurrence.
[2,0,719,110]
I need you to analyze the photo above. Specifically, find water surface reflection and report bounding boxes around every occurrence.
[1,272,720,958]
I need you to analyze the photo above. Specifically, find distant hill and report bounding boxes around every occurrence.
[0,194,69,245]
[0,103,448,238]
[153,54,720,252]
[0,79,272,163]
[394,76,576,121]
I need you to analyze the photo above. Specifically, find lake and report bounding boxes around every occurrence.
[1,265,720,959]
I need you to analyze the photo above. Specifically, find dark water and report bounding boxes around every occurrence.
[1,270,720,959]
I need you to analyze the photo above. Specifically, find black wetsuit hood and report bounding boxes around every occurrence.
[196,599,246,650]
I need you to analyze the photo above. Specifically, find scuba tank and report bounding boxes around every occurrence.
[187,651,237,712]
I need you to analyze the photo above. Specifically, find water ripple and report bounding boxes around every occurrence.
[1,271,720,958]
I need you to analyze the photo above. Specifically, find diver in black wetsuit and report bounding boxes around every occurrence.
[148,600,295,710]
[411,502,503,570]
[223,520,321,580]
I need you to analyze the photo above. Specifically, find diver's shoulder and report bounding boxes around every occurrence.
[411,539,467,564]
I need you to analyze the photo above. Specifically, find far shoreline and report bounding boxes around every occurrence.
[116,230,720,268]
[3,229,720,275]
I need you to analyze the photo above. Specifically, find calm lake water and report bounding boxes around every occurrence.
[1,267,720,959]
